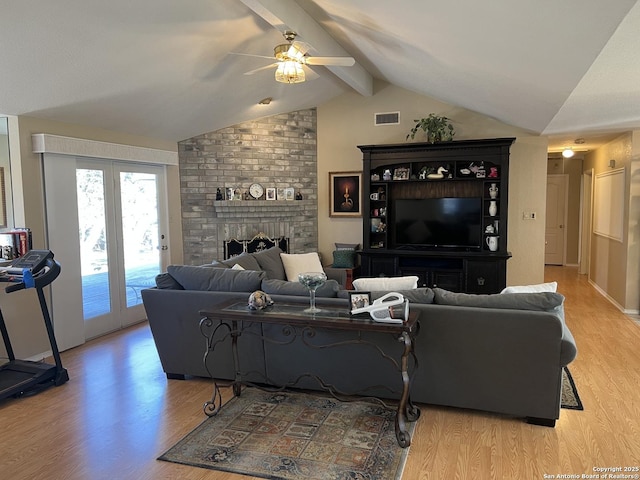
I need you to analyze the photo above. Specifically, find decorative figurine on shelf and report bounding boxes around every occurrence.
[488,167,499,178]
[216,188,223,201]
[295,192,303,200]
[427,166,449,179]
[383,169,392,181]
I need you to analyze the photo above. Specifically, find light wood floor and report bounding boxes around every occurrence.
[1,266,639,479]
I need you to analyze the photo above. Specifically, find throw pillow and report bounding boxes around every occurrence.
[220,252,261,271]
[167,265,265,292]
[332,249,356,268]
[501,281,558,293]
[280,252,324,281]
[261,278,340,298]
[231,263,245,270]
[252,247,286,280]
[352,276,419,291]
[335,242,360,250]
[433,288,564,311]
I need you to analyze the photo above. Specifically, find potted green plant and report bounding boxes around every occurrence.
[406,114,455,143]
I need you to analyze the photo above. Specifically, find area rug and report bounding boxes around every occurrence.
[159,389,415,480]
[561,367,584,410]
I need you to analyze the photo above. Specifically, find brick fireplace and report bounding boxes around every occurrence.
[178,109,318,264]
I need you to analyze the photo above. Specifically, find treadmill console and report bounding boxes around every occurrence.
[4,250,54,275]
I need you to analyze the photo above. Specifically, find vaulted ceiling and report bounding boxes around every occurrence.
[1,0,639,153]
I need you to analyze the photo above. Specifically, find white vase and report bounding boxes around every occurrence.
[489,200,498,216]
[489,183,498,199]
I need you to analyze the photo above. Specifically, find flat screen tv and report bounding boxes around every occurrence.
[393,197,482,250]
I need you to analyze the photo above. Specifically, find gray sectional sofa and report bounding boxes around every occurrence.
[142,247,577,427]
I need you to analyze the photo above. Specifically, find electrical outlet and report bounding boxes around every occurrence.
[522,211,537,220]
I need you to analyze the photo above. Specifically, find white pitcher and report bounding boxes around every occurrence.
[486,236,499,251]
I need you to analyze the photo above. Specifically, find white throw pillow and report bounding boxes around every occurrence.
[501,281,557,294]
[352,276,419,291]
[231,263,245,270]
[280,252,324,282]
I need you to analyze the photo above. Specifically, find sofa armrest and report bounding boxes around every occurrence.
[323,266,359,290]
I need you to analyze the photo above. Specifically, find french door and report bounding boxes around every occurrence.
[77,160,168,339]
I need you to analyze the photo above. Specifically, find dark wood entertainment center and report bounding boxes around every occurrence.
[359,138,515,294]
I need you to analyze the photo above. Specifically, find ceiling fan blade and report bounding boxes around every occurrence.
[229,52,275,61]
[305,56,356,67]
[244,63,278,75]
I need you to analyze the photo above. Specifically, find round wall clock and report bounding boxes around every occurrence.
[249,183,264,199]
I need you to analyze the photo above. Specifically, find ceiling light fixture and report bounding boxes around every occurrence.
[562,148,575,158]
[275,61,305,84]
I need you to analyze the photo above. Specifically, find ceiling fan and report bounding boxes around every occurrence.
[233,31,355,84]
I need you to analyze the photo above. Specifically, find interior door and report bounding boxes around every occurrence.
[545,175,567,265]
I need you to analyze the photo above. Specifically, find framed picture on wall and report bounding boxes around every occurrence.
[329,171,362,217]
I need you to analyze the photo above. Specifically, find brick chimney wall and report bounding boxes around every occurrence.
[178,109,318,265]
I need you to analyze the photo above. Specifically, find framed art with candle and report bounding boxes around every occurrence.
[329,171,362,217]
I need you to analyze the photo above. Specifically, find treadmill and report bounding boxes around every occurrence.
[0,250,69,400]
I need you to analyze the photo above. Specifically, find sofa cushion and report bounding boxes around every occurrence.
[280,252,324,281]
[338,287,434,304]
[433,288,564,311]
[253,247,286,280]
[167,265,265,292]
[501,281,558,293]
[352,276,419,291]
[261,278,340,298]
[220,252,261,271]
[155,272,184,290]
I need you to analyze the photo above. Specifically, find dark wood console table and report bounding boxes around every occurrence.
[199,300,421,447]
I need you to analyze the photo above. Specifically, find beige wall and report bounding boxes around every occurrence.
[583,133,635,310]
[1,116,180,360]
[316,81,549,286]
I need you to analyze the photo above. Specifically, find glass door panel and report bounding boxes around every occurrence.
[119,171,161,308]
[77,168,111,320]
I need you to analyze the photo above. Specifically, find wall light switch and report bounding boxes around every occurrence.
[522,211,537,220]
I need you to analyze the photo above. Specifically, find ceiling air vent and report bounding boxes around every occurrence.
[374,112,400,126]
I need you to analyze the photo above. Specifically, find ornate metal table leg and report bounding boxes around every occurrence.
[231,319,242,396]
[395,331,420,447]
[200,315,225,416]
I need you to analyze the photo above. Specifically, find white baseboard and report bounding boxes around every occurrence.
[587,279,637,314]
[25,350,53,362]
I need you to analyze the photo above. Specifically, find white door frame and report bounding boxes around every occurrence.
[579,169,594,276]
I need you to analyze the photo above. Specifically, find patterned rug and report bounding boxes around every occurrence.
[561,367,584,410]
[159,389,415,480]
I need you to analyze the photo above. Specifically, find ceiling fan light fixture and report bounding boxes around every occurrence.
[275,61,305,84]
[562,148,575,158]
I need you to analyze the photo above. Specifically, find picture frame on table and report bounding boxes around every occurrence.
[329,171,362,218]
[277,187,286,200]
[266,187,276,200]
[349,291,371,314]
